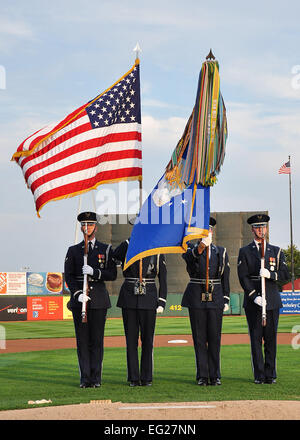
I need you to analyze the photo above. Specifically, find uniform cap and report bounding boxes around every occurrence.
[77,211,97,223]
[247,214,270,227]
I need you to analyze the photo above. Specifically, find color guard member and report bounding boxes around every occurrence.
[237,214,289,384]
[64,212,117,388]
[181,217,230,386]
[113,239,167,387]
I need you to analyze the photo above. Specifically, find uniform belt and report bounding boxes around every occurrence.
[75,276,98,283]
[250,276,261,281]
[189,278,221,285]
[125,278,156,284]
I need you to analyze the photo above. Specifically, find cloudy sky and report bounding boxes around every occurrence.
[0,0,299,272]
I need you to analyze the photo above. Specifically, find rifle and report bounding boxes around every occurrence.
[81,223,89,323]
[260,237,267,327]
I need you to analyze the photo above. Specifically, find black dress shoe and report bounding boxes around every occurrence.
[197,378,208,386]
[80,383,90,388]
[254,379,264,384]
[210,378,221,386]
[91,383,101,388]
[129,381,140,387]
[265,378,276,384]
[141,381,152,386]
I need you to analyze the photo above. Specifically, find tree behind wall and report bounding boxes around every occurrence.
[282,245,300,287]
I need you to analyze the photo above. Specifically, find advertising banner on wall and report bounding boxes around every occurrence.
[0,296,27,321]
[27,296,63,320]
[27,272,63,295]
[0,272,27,295]
[280,291,300,314]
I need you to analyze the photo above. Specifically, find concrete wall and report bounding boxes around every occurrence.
[212,211,269,293]
[95,211,269,297]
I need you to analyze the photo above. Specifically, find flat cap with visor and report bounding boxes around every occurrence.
[247,214,270,228]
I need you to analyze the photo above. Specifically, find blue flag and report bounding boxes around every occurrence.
[124,174,210,269]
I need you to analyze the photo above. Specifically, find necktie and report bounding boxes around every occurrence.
[258,242,262,256]
[88,241,93,254]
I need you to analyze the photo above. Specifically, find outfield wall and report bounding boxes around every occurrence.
[0,269,247,321]
[0,285,298,321]
[0,291,243,321]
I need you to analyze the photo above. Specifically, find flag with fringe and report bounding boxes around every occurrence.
[165,59,227,187]
[11,60,142,217]
[124,57,227,269]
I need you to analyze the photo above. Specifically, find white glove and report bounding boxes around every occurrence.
[82,265,94,276]
[223,303,230,312]
[254,296,266,307]
[78,293,91,302]
[254,296,262,306]
[156,306,164,314]
[201,233,212,247]
[260,268,270,279]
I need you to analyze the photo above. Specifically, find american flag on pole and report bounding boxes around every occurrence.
[278,160,291,175]
[11,60,142,217]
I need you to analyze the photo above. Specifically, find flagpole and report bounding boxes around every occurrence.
[75,195,82,244]
[132,42,142,211]
[288,155,295,292]
[133,43,144,286]
[92,190,97,212]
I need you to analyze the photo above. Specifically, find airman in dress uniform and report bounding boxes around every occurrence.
[113,239,167,387]
[237,214,289,384]
[64,212,117,388]
[181,217,230,386]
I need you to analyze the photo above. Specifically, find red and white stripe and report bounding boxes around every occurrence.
[15,109,142,215]
[278,163,291,175]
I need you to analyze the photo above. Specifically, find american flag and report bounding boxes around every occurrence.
[278,160,291,175]
[12,61,142,216]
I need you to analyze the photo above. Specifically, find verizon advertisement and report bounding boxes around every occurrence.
[0,296,27,321]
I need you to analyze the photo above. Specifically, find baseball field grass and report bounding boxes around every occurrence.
[2,314,299,339]
[0,345,299,411]
[0,315,299,411]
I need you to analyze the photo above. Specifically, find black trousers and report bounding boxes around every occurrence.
[122,308,156,383]
[245,307,280,380]
[188,308,223,381]
[72,308,107,385]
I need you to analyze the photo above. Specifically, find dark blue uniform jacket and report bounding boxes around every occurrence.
[64,240,117,309]
[181,243,230,309]
[113,240,167,310]
[237,241,289,310]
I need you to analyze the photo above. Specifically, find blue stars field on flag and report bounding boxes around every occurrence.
[86,64,141,128]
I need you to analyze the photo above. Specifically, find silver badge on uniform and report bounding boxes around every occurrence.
[134,280,146,295]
